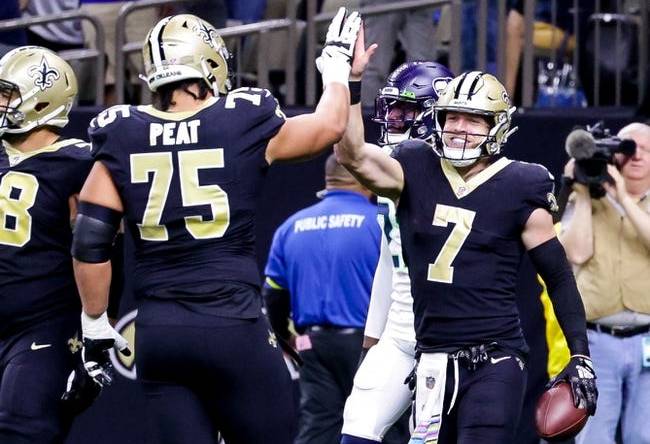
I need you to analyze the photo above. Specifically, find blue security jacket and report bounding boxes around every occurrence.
[265,190,380,329]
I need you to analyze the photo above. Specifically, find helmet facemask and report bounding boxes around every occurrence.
[0,79,23,136]
[373,91,431,146]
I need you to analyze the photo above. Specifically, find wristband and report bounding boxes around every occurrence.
[349,80,361,105]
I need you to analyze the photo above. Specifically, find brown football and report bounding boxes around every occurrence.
[535,381,588,441]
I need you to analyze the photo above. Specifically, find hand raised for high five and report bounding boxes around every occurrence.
[350,24,378,81]
[316,7,362,86]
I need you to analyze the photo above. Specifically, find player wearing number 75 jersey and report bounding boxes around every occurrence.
[336,51,597,442]
[70,11,362,444]
[0,46,103,443]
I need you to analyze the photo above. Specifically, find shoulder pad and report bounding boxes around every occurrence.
[89,105,133,131]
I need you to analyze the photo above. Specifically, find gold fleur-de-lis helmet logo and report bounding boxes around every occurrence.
[28,56,60,91]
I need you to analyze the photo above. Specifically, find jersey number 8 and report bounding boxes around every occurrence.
[0,172,39,247]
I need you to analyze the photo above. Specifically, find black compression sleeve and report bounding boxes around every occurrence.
[71,202,121,263]
[528,237,590,356]
[262,283,292,341]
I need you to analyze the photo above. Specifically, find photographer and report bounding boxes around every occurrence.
[560,122,650,444]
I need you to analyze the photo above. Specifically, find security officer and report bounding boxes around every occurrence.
[264,153,381,444]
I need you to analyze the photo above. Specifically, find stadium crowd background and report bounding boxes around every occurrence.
[0,1,649,444]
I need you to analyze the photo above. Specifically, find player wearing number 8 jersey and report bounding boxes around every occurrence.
[70,11,362,444]
[336,64,597,443]
[0,46,100,443]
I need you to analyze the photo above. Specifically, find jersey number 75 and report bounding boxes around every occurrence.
[130,148,229,241]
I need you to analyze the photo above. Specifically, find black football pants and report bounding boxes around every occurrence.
[437,350,528,444]
[0,313,79,444]
[135,301,296,444]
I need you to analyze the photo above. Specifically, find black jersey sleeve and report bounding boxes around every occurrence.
[55,140,94,195]
[518,163,558,226]
[87,105,134,189]
[226,87,286,161]
[390,139,432,193]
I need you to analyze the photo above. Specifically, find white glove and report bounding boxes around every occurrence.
[316,7,362,87]
[80,311,131,387]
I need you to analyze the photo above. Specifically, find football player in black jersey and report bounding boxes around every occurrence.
[0,46,100,443]
[336,38,597,444]
[69,10,362,444]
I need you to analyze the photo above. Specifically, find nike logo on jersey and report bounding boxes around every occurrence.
[30,342,52,351]
[490,356,511,365]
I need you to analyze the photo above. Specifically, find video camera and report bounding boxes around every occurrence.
[564,122,636,197]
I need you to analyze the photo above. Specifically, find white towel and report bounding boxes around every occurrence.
[409,353,448,444]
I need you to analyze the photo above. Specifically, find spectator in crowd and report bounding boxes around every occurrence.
[504,0,577,103]
[560,122,650,444]
[264,154,380,444]
[161,0,228,29]
[360,0,439,107]
[79,0,159,105]
[0,1,27,57]
[22,0,84,53]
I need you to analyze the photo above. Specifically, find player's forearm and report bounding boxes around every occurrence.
[73,259,111,317]
[559,192,594,265]
[313,82,350,148]
[619,196,650,250]
[529,238,590,356]
[338,103,367,164]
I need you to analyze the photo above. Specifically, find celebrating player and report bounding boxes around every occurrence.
[336,33,597,444]
[69,10,361,444]
[340,60,454,444]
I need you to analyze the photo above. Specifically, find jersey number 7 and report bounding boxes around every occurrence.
[427,204,476,284]
[130,148,229,241]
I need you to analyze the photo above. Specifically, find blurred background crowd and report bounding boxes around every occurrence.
[0,0,648,115]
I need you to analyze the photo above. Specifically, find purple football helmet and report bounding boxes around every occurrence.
[372,61,454,146]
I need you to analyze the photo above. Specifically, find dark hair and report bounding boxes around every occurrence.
[152,79,212,111]
[2,125,61,145]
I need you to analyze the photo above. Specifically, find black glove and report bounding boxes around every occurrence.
[548,355,598,415]
[61,352,102,415]
[82,338,121,387]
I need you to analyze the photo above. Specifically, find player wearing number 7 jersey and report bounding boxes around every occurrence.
[70,11,362,444]
[336,37,596,444]
[0,46,102,443]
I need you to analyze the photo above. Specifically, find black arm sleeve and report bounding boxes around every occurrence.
[554,176,574,224]
[261,285,292,341]
[528,237,590,356]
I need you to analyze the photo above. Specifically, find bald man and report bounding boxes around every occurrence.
[560,122,650,444]
[263,154,381,444]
